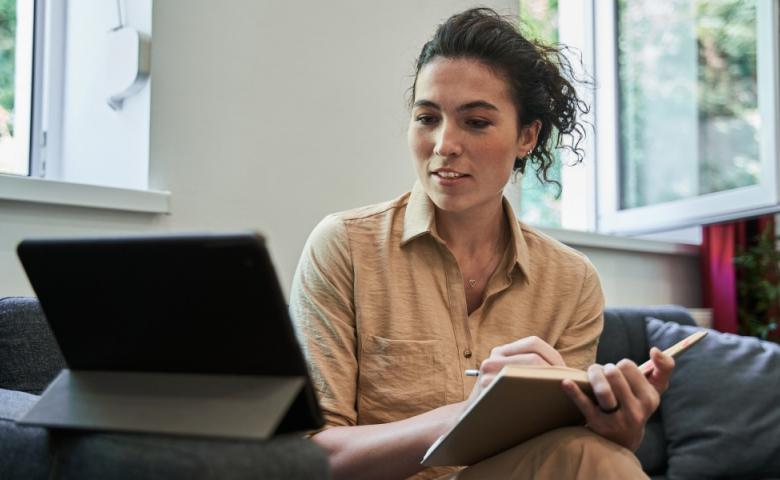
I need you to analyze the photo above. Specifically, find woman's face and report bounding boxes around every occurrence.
[408,57,538,216]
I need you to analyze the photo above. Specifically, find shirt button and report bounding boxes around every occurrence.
[463,350,472,358]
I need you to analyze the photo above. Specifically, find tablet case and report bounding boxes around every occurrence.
[16,232,323,439]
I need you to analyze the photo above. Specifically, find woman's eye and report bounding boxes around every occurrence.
[467,119,491,129]
[415,115,438,125]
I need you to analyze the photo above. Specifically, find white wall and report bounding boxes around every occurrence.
[578,247,700,307]
[0,0,701,308]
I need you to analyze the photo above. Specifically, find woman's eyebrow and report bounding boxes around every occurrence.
[412,99,499,111]
[457,100,499,112]
[412,99,440,109]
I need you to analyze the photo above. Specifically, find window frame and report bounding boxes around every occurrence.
[594,0,780,235]
[516,0,598,232]
[0,0,168,214]
[557,0,597,232]
[29,0,65,179]
[0,0,34,177]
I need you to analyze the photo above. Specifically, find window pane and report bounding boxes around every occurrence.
[0,0,30,176]
[618,0,759,209]
[518,0,562,228]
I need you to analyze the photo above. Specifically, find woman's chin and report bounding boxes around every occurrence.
[426,189,505,219]
[427,192,481,216]
[425,191,462,211]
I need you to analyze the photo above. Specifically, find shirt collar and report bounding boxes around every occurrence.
[401,182,437,245]
[503,195,532,281]
[401,182,532,280]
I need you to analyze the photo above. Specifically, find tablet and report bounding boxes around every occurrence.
[16,232,323,438]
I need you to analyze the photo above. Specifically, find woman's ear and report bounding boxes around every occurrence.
[516,119,541,157]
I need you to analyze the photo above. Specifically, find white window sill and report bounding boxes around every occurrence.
[0,174,170,214]
[540,226,699,256]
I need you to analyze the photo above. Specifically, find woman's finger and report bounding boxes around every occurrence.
[617,359,660,415]
[561,379,599,419]
[478,373,496,390]
[491,336,565,366]
[603,362,640,410]
[646,347,675,394]
[587,364,620,412]
[480,353,551,375]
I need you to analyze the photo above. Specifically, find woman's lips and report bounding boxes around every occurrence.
[431,171,470,186]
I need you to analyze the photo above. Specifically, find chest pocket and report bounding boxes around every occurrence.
[357,335,445,424]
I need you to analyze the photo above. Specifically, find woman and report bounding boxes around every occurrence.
[290,8,674,480]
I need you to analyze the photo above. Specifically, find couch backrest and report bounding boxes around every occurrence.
[598,305,696,365]
[0,298,699,393]
[0,297,65,394]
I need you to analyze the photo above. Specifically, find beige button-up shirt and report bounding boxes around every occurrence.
[290,183,604,477]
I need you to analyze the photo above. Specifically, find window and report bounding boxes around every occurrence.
[0,0,33,176]
[0,0,163,213]
[596,0,779,234]
[618,0,759,209]
[518,0,595,232]
[517,0,780,237]
[516,0,562,229]
[35,0,152,189]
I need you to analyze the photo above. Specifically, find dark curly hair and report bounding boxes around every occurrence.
[410,8,589,192]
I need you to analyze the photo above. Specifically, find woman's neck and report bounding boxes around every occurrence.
[435,198,508,256]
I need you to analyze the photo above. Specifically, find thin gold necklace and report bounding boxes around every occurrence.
[466,249,501,289]
[465,227,509,289]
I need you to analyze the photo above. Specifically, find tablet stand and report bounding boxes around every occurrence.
[19,369,306,440]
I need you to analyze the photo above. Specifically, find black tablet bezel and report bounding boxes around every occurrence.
[17,232,324,432]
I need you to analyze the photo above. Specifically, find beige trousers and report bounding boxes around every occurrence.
[447,427,649,480]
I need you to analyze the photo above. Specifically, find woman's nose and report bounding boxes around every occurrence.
[433,121,463,158]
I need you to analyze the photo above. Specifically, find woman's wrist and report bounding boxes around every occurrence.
[432,401,468,441]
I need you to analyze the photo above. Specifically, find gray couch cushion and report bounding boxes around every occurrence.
[0,388,330,479]
[0,297,330,479]
[0,388,55,480]
[647,317,780,480]
[600,306,696,476]
[634,420,667,477]
[0,297,65,394]
[53,431,330,480]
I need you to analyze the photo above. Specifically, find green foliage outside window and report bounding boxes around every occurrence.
[518,0,562,228]
[0,0,15,137]
[696,0,758,194]
[733,227,780,342]
[618,0,759,209]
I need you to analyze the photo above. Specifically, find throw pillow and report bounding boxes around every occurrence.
[646,317,780,480]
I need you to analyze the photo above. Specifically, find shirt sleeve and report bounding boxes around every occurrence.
[555,259,605,370]
[289,214,358,428]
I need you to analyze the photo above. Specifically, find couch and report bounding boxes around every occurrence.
[2,297,779,479]
[600,307,780,480]
[0,297,330,480]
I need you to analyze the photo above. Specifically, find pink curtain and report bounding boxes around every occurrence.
[700,216,775,333]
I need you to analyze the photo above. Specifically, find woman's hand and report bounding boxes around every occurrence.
[466,336,566,404]
[561,347,675,451]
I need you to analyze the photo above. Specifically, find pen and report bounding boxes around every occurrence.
[638,330,707,375]
[462,330,707,377]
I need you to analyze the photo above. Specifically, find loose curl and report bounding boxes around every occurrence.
[410,8,590,194]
